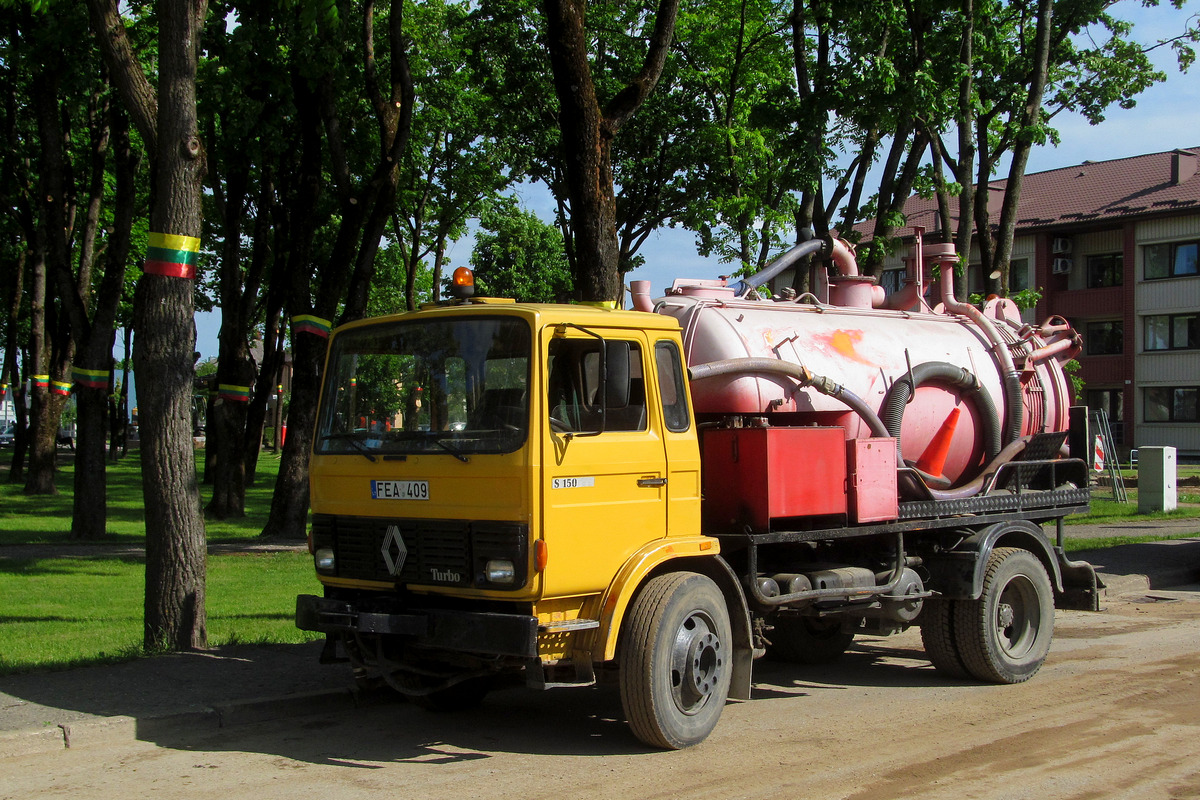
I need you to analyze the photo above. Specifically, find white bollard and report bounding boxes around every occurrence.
[1137,446,1177,514]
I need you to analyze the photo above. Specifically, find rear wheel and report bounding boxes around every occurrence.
[619,572,732,749]
[920,599,970,679]
[954,547,1054,683]
[767,615,855,664]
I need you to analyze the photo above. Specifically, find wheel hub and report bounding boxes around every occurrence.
[671,613,724,715]
[998,602,1015,629]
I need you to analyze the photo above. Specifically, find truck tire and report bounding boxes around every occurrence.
[919,599,970,679]
[953,547,1054,684]
[619,572,732,749]
[767,615,855,664]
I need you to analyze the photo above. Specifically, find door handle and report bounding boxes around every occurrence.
[637,477,667,488]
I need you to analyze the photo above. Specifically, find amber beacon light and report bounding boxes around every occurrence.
[451,266,475,299]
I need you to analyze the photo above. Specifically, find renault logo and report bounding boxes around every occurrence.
[381,525,408,576]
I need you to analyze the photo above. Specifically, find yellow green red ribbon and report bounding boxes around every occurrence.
[144,232,200,279]
[73,366,110,390]
[292,315,332,338]
[218,384,251,402]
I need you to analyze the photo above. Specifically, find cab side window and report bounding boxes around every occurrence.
[655,340,690,432]
[548,339,646,432]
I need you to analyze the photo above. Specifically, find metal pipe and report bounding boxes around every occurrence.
[729,238,827,297]
[1023,334,1082,370]
[630,280,654,313]
[746,533,907,607]
[931,245,1025,444]
[923,437,1029,501]
[687,357,890,438]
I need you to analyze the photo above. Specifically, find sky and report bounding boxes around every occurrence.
[191,0,1200,361]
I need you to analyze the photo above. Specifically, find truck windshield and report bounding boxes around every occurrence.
[315,316,531,458]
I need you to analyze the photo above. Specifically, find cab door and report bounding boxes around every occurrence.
[539,328,668,598]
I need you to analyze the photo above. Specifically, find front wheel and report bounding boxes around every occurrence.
[954,547,1054,684]
[619,572,733,749]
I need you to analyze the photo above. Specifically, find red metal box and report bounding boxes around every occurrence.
[847,437,898,523]
[702,427,847,533]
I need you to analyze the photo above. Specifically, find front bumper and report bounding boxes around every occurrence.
[296,594,539,658]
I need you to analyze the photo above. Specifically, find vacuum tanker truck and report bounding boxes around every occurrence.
[297,230,1099,749]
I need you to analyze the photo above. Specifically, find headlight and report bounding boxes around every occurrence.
[484,559,516,584]
[315,547,336,572]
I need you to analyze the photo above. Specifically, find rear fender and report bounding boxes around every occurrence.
[929,520,1063,600]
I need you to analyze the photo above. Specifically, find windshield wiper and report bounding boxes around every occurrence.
[320,433,377,462]
[434,437,470,463]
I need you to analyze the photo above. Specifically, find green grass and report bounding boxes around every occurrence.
[0,446,317,674]
[1067,493,1200,525]
[0,552,322,675]
[0,448,285,545]
[1062,533,1199,552]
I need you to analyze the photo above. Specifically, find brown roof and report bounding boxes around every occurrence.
[879,147,1200,237]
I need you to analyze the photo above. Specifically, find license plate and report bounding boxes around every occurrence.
[370,480,429,500]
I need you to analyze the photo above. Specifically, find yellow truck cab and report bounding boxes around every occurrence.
[297,299,752,749]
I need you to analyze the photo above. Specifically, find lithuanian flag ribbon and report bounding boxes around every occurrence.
[218,384,251,402]
[144,232,200,279]
[292,315,332,338]
[33,374,49,389]
[73,366,110,390]
[51,380,72,396]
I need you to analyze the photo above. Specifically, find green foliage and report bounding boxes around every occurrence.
[196,357,219,378]
[1063,357,1084,402]
[469,197,572,302]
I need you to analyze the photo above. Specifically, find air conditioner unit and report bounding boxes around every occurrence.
[1052,237,1072,254]
[1052,257,1073,275]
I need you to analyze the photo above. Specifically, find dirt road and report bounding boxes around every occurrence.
[3,587,1198,800]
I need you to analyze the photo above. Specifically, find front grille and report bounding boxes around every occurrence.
[312,514,527,589]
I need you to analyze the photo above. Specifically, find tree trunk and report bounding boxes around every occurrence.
[952,0,976,264]
[542,0,677,304]
[72,384,110,537]
[260,330,321,539]
[3,246,28,483]
[87,0,211,651]
[23,243,58,495]
[206,168,252,520]
[991,0,1054,292]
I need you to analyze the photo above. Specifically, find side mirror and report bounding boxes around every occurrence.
[604,340,631,409]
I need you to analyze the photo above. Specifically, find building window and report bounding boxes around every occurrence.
[1008,258,1030,293]
[880,269,902,296]
[1086,253,1123,288]
[1144,313,1199,351]
[965,258,1029,294]
[1085,320,1123,355]
[1145,240,1200,280]
[1087,388,1124,443]
[1144,386,1199,422]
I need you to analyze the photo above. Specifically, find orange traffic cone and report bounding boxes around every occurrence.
[915,406,961,477]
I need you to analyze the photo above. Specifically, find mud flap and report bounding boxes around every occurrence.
[1055,549,1104,611]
